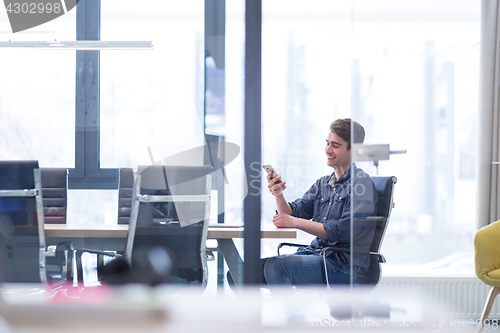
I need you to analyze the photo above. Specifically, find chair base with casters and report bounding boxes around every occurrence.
[474,220,500,333]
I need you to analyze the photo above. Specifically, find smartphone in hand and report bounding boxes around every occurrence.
[262,164,282,184]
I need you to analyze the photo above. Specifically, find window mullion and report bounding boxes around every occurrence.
[70,0,118,189]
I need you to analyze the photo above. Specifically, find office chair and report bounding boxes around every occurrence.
[277,176,397,289]
[40,167,73,282]
[40,168,68,224]
[76,165,212,288]
[474,220,500,333]
[117,168,134,225]
[0,161,73,283]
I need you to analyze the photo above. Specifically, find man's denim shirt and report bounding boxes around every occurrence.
[289,164,378,269]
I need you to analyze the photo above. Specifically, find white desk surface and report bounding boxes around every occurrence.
[44,224,296,240]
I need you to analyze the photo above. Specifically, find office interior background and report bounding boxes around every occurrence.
[0,0,483,296]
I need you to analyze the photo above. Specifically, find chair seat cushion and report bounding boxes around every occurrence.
[488,268,500,280]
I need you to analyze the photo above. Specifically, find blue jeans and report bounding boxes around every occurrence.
[263,248,356,285]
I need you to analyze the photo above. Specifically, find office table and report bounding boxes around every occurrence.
[44,224,296,284]
[44,224,295,239]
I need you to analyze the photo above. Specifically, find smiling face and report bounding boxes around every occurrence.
[325,131,352,177]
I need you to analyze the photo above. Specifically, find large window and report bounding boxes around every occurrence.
[256,0,480,276]
[100,0,206,168]
[0,10,76,167]
[351,0,480,276]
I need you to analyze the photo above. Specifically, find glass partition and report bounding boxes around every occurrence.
[350,0,480,280]
[0,0,484,323]
[259,0,480,309]
[100,0,246,290]
[260,0,352,261]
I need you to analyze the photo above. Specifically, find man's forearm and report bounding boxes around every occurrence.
[272,203,328,240]
[275,194,292,215]
[295,218,328,239]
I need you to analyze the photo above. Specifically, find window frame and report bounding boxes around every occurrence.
[68,0,226,190]
[69,0,118,189]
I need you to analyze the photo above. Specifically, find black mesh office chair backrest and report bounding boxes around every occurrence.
[40,168,68,224]
[354,176,397,286]
[127,165,212,285]
[0,160,40,227]
[118,168,134,225]
[0,160,38,190]
[0,160,45,283]
[0,161,39,228]
[369,176,397,253]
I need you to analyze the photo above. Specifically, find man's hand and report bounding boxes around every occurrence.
[273,214,328,239]
[272,213,297,228]
[267,171,287,197]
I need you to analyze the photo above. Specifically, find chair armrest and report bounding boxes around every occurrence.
[363,216,386,222]
[320,246,386,263]
[277,242,310,255]
[277,242,386,264]
[75,249,123,258]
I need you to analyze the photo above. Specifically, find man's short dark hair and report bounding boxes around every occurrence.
[330,118,365,151]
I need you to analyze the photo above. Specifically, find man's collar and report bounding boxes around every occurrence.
[328,164,355,187]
